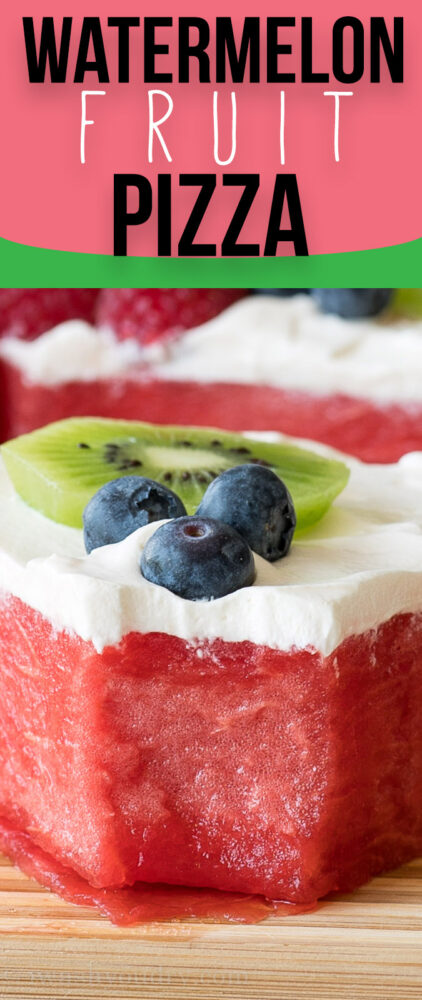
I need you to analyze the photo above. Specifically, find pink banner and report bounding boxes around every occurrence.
[0,0,419,256]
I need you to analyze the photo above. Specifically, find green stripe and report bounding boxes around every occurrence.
[0,235,421,288]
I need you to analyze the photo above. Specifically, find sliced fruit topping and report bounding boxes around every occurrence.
[197,464,296,562]
[96,288,247,346]
[83,476,187,553]
[1,418,349,532]
[310,289,392,319]
[390,288,422,319]
[141,516,255,600]
[0,290,99,341]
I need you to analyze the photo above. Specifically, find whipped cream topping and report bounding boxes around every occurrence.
[153,296,422,402]
[2,298,422,403]
[0,321,142,385]
[0,436,422,656]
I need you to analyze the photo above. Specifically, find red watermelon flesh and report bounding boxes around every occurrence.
[1,594,422,913]
[1,364,422,463]
[0,816,316,924]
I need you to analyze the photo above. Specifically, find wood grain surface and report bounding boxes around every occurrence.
[1,853,422,999]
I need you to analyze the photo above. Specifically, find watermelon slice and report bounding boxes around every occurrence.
[0,816,315,925]
[1,287,422,462]
[2,365,422,463]
[0,595,421,920]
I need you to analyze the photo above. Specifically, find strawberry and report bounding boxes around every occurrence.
[96,289,247,346]
[0,290,99,341]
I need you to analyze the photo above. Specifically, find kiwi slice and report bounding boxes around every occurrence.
[1,418,349,533]
[390,289,422,319]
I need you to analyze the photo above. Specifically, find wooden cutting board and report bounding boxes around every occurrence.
[1,853,422,1000]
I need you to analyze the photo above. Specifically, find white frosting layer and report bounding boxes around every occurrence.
[2,298,422,403]
[1,437,422,655]
[153,297,422,402]
[0,321,142,385]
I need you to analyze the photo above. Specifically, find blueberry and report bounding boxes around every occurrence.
[83,476,187,553]
[311,289,392,319]
[196,464,296,562]
[253,289,309,297]
[140,516,255,600]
